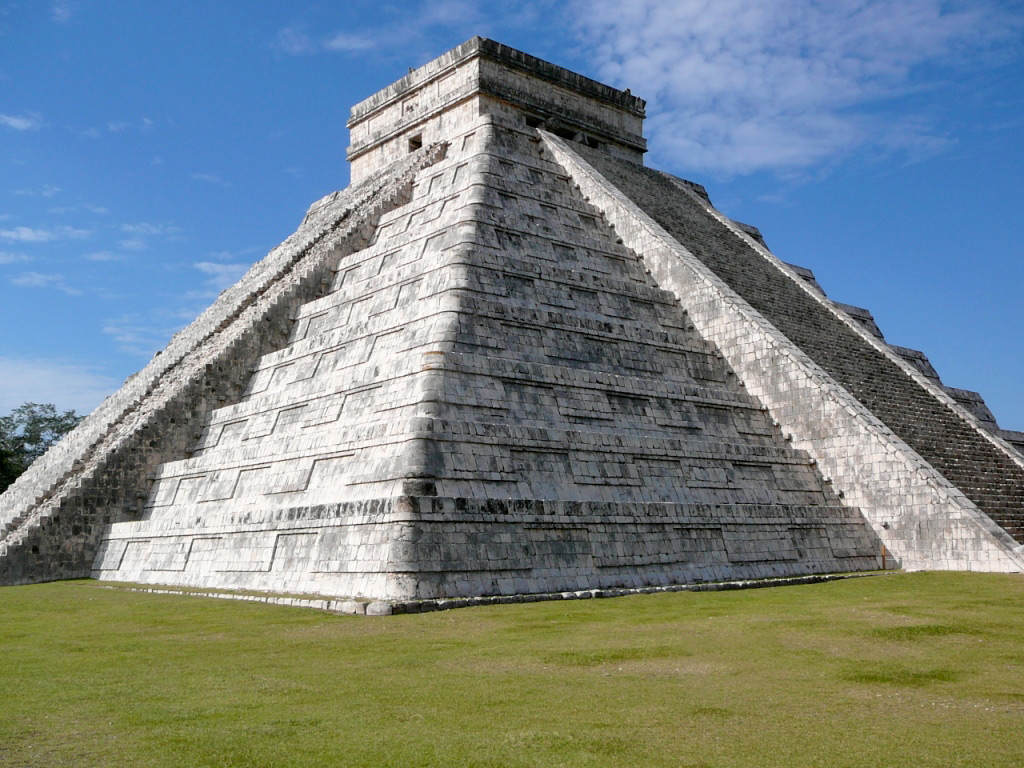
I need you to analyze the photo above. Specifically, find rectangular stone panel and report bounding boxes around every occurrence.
[117,540,153,571]
[592,525,726,568]
[271,532,318,572]
[184,537,225,573]
[723,525,796,563]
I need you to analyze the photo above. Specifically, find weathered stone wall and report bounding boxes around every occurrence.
[14,36,1017,601]
[95,496,880,600]
[0,144,447,585]
[93,115,884,599]
[347,36,646,182]
[770,264,1022,459]
[542,131,1024,572]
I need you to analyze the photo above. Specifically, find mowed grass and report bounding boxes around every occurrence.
[2,573,1024,767]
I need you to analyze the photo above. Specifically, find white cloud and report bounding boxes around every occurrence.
[272,1,487,58]
[0,225,91,243]
[46,203,109,215]
[1,226,57,243]
[0,251,30,264]
[877,116,956,164]
[272,26,317,55]
[86,250,122,262]
[0,112,43,131]
[10,271,82,294]
[121,221,181,237]
[79,118,159,138]
[102,315,180,357]
[102,222,181,253]
[194,261,249,292]
[15,184,61,197]
[51,3,73,24]
[568,0,1022,175]
[94,256,255,357]
[0,357,118,415]
[323,32,376,53]
[420,0,482,26]
[192,172,231,187]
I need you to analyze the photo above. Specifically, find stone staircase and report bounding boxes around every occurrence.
[572,145,1024,543]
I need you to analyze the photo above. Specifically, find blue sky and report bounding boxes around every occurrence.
[1,1,1022,429]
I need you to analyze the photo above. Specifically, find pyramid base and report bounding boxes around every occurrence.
[97,571,875,616]
[92,495,884,600]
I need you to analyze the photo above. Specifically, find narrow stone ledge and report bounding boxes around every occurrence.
[98,572,878,617]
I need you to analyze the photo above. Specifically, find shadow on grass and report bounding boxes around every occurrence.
[541,644,686,666]
[841,665,960,686]
[870,623,983,641]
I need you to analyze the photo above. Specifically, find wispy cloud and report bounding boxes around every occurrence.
[272,26,317,56]
[10,271,82,295]
[1,227,55,243]
[192,172,231,187]
[79,117,160,138]
[109,221,183,253]
[0,356,118,414]
[121,222,182,237]
[0,251,30,264]
[47,203,109,215]
[50,3,73,24]
[0,225,91,243]
[193,261,249,292]
[85,250,122,262]
[0,112,43,131]
[271,1,488,58]
[568,0,1023,175]
[101,254,253,355]
[15,184,61,197]
[102,314,182,357]
[877,116,957,165]
[323,31,376,53]
[271,25,384,55]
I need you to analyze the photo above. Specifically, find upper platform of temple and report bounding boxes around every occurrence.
[346,36,647,181]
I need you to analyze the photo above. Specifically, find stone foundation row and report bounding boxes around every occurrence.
[98,571,876,617]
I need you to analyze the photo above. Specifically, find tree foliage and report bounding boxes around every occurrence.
[0,442,22,492]
[0,402,84,493]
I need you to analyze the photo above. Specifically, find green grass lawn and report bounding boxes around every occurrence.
[2,572,1024,767]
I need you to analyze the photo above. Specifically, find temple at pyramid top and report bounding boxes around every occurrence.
[2,37,1023,607]
[346,36,647,181]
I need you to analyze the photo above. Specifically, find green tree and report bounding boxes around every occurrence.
[0,402,84,493]
[0,442,24,492]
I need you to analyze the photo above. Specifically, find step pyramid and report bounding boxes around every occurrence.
[2,38,1022,600]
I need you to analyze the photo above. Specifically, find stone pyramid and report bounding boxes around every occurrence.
[2,38,1022,602]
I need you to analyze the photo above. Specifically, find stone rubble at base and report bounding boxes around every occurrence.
[2,37,1022,608]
